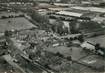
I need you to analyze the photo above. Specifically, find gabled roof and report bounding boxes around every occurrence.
[72,6,105,13]
[56,11,83,17]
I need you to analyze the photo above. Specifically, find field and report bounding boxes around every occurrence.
[0,17,36,33]
[86,35,105,47]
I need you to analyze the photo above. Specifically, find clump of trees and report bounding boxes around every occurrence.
[51,19,64,35]
[69,20,80,34]
[78,35,84,43]
[30,10,51,30]
[20,8,51,30]
[30,11,49,24]
[60,0,71,3]
[51,19,70,35]
[4,30,12,37]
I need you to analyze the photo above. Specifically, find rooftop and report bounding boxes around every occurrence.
[56,11,83,17]
[71,6,105,13]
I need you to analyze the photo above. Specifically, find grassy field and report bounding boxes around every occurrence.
[0,17,36,33]
[86,35,105,48]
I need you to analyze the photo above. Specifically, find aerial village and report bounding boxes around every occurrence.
[0,0,105,73]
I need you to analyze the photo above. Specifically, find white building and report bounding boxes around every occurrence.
[56,11,83,17]
[71,6,105,13]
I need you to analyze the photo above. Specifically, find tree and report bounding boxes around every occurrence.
[50,0,55,5]
[52,19,64,35]
[63,26,69,34]
[69,20,79,34]
[95,43,100,51]
[4,30,12,37]
[78,35,84,43]
[66,56,72,61]
[29,10,49,23]
[30,10,50,29]
[60,0,71,3]
[99,3,105,7]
